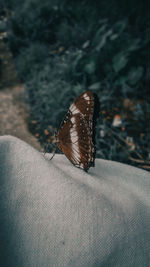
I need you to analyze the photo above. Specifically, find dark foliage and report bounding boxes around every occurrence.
[4,0,150,170]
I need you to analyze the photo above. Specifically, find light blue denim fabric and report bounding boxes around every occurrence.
[0,135,150,267]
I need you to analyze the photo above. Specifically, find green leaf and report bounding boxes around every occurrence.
[72,84,83,94]
[113,52,128,73]
[115,76,127,86]
[127,39,140,52]
[95,29,113,51]
[84,61,96,74]
[89,82,101,90]
[92,22,113,51]
[127,67,144,85]
[113,20,127,35]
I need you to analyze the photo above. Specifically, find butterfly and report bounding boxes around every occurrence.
[47,91,99,172]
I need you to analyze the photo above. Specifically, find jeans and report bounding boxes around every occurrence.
[0,135,150,267]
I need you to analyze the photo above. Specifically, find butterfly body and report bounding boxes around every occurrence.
[56,91,99,171]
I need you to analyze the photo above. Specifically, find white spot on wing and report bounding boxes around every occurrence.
[70,116,80,163]
[83,93,90,101]
[71,117,75,124]
[70,103,80,115]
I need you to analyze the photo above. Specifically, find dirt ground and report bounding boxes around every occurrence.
[0,38,42,151]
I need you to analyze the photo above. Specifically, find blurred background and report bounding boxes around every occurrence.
[0,0,150,170]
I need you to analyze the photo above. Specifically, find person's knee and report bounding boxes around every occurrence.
[0,135,39,185]
[0,135,19,143]
[0,135,21,152]
[0,135,38,160]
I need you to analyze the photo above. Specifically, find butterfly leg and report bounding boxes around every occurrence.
[49,148,57,160]
[43,142,49,156]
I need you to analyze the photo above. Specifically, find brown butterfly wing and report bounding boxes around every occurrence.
[56,90,100,171]
[57,113,95,171]
[69,90,99,156]
[69,91,95,129]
